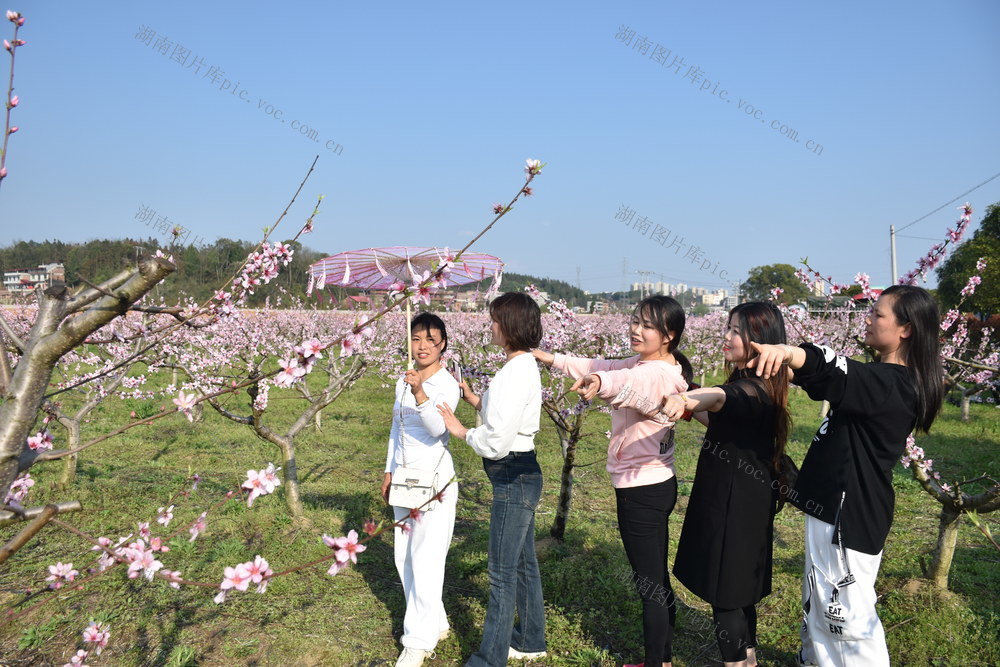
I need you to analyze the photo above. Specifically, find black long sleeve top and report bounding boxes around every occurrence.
[791,343,917,555]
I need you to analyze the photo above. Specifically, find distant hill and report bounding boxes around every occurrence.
[0,239,590,308]
[459,271,589,308]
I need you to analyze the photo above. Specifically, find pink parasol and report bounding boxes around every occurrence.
[307,247,504,365]
[307,247,503,292]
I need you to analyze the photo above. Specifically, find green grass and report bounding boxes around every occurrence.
[0,373,997,665]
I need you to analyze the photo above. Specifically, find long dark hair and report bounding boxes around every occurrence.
[879,285,943,433]
[726,302,791,473]
[634,295,692,384]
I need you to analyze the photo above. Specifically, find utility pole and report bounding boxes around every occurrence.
[636,269,654,299]
[889,225,898,285]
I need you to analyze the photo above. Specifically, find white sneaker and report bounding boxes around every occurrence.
[395,647,433,667]
[508,647,547,660]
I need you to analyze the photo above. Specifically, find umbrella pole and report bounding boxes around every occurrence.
[406,297,413,370]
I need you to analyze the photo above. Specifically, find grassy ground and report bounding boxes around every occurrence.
[0,372,997,666]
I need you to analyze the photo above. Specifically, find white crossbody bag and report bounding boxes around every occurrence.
[388,395,448,511]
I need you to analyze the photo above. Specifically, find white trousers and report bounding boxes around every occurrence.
[799,515,889,667]
[392,481,457,650]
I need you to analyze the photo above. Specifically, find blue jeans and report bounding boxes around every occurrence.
[466,451,546,667]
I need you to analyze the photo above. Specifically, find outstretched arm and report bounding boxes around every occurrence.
[746,342,806,379]
[661,387,727,421]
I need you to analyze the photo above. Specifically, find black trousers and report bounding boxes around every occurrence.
[615,477,678,666]
[712,604,758,662]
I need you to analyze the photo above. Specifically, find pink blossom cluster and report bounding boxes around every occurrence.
[3,471,34,506]
[410,270,439,306]
[275,337,324,387]
[26,429,53,451]
[900,434,950,491]
[172,390,198,421]
[62,621,111,667]
[968,348,999,386]
[322,529,367,576]
[242,463,281,507]
[189,511,208,541]
[339,322,375,358]
[64,649,89,667]
[214,555,273,604]
[213,241,294,317]
[81,621,110,656]
[853,272,879,301]
[959,260,986,297]
[793,267,851,295]
[252,378,271,409]
[155,505,175,526]
[940,308,961,333]
[92,536,125,572]
[899,203,973,285]
[1,10,25,182]
[122,538,165,581]
[45,561,79,589]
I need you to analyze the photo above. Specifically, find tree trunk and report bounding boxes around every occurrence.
[928,508,961,590]
[549,434,577,541]
[58,419,81,489]
[314,409,322,431]
[961,394,971,422]
[819,400,831,420]
[278,436,305,521]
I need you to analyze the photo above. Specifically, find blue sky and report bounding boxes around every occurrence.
[1,0,998,294]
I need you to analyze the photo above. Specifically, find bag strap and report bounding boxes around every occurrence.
[396,376,450,471]
[833,491,855,585]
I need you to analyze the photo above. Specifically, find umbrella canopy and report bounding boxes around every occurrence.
[307,246,503,292]
[308,247,504,367]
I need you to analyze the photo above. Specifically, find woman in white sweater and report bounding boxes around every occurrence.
[439,292,546,666]
[382,312,461,667]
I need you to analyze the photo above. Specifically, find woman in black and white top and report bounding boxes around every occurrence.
[381,312,461,667]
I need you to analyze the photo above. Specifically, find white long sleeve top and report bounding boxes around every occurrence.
[385,367,461,476]
[465,352,542,460]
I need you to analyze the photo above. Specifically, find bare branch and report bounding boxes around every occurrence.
[955,475,1000,489]
[66,267,135,314]
[943,356,999,373]
[0,312,25,353]
[287,357,366,437]
[0,500,82,528]
[207,396,253,425]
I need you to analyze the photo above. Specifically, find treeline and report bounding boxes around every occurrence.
[494,272,589,308]
[0,240,590,308]
[0,238,326,306]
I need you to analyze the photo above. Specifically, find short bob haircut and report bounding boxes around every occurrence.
[489,292,542,352]
[411,311,448,354]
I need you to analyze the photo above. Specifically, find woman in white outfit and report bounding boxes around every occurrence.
[381,312,461,667]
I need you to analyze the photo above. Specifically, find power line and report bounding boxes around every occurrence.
[896,170,1000,233]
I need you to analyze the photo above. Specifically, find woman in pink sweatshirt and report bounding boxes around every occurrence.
[533,295,689,667]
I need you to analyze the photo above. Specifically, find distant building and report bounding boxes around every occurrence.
[701,288,730,307]
[528,290,549,306]
[2,263,65,294]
